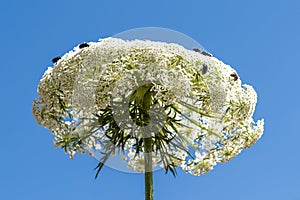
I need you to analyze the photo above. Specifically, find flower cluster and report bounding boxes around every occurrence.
[33,38,264,175]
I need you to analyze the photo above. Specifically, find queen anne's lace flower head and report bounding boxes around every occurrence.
[33,38,264,175]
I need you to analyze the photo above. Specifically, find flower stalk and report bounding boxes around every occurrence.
[144,136,153,200]
[138,84,154,200]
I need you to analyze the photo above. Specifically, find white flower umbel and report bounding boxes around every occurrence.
[33,38,264,176]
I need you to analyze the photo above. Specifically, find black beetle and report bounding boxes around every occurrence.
[52,56,61,63]
[79,43,89,49]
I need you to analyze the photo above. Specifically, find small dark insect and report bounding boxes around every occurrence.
[79,43,89,49]
[192,48,201,52]
[230,72,238,81]
[52,56,61,63]
[202,64,208,74]
[201,51,212,57]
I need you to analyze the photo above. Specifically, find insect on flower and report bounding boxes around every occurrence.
[52,56,61,63]
[230,72,238,81]
[192,48,212,57]
[79,43,89,49]
[202,64,208,75]
[200,51,212,57]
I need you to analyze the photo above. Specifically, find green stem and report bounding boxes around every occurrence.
[134,84,154,200]
[144,137,153,200]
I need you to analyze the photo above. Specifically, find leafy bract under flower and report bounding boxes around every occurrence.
[33,38,264,176]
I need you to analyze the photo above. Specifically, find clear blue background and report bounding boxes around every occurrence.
[1,0,299,199]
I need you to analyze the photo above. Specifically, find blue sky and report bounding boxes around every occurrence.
[1,0,300,199]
